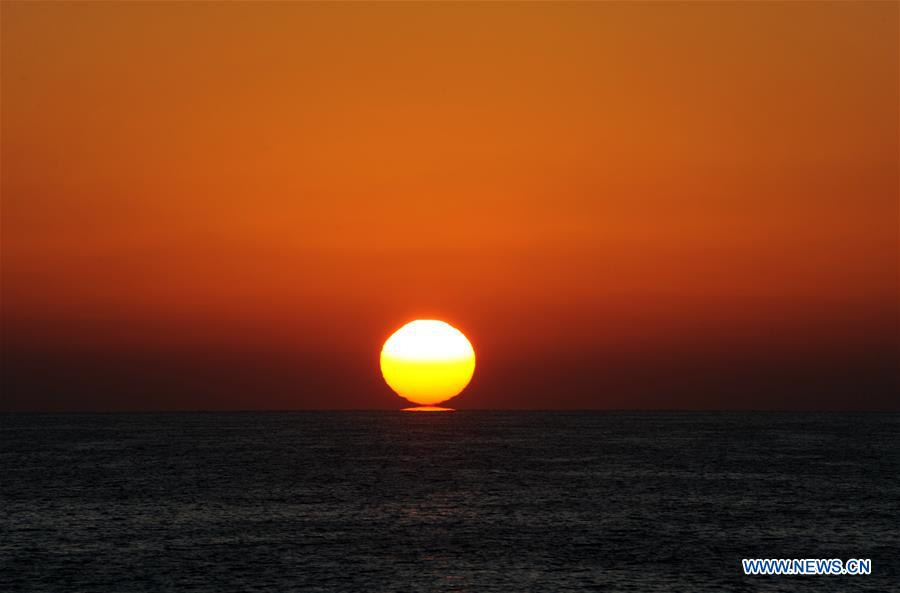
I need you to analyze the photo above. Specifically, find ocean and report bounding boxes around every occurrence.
[1,411,897,592]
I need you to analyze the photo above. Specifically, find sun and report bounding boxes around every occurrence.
[380,320,475,409]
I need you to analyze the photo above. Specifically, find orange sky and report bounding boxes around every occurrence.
[2,2,897,410]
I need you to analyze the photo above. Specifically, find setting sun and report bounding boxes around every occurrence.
[380,320,476,408]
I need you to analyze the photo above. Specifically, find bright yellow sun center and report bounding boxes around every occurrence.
[380,320,476,406]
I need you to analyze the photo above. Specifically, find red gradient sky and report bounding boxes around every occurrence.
[2,2,897,410]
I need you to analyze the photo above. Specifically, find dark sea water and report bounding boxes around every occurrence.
[1,412,898,592]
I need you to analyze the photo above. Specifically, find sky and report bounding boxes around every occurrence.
[1,1,897,411]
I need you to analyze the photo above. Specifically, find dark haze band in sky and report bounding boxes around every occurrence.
[1,2,897,411]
